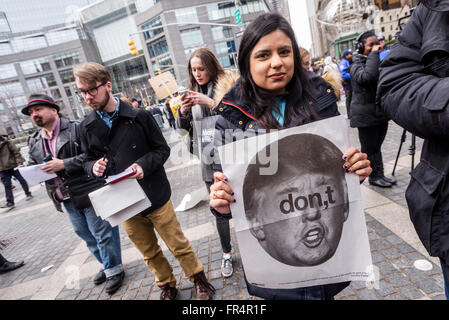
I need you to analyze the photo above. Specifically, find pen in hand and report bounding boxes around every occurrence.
[93,156,108,177]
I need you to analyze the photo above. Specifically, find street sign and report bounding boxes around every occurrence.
[234,8,242,25]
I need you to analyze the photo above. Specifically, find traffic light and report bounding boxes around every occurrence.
[128,39,139,56]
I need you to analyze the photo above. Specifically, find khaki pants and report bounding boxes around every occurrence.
[122,200,203,287]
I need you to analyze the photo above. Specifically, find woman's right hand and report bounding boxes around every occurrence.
[209,172,235,215]
[180,92,194,115]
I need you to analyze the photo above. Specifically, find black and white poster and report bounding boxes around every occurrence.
[217,115,372,289]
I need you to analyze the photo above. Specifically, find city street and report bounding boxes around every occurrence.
[0,99,445,301]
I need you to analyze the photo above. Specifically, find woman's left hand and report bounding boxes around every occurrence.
[186,90,215,110]
[342,147,372,182]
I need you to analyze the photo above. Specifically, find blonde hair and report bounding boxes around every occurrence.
[72,62,111,85]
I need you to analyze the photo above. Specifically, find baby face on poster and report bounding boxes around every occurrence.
[242,133,349,267]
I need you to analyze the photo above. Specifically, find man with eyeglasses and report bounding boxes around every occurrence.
[73,62,216,300]
[22,93,125,295]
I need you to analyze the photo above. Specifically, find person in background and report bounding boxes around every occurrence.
[299,47,313,72]
[323,56,338,75]
[0,135,32,209]
[377,34,390,62]
[164,99,176,129]
[350,31,394,188]
[178,48,238,278]
[338,49,354,119]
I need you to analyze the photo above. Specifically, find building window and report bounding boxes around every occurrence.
[218,55,235,68]
[141,16,163,40]
[175,7,198,23]
[241,0,265,14]
[0,81,24,97]
[390,25,393,31]
[0,42,12,56]
[211,26,233,41]
[0,64,17,79]
[20,57,51,75]
[26,74,57,90]
[147,37,169,58]
[381,27,385,32]
[50,88,62,99]
[59,69,75,84]
[12,36,47,53]
[53,51,81,69]
[380,17,384,22]
[156,55,173,71]
[215,40,236,55]
[181,28,203,48]
[46,29,80,46]
[207,1,235,20]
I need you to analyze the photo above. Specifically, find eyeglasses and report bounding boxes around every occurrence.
[76,82,106,97]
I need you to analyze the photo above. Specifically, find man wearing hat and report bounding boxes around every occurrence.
[377,34,390,61]
[338,49,354,119]
[23,93,125,295]
[0,134,32,209]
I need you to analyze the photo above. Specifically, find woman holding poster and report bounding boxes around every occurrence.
[209,13,372,300]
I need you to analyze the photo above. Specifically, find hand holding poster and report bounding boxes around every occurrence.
[216,115,372,289]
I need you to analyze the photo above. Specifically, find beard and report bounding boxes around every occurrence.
[33,117,44,127]
[90,93,110,111]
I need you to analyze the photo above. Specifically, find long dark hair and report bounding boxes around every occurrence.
[237,13,319,129]
[187,48,225,91]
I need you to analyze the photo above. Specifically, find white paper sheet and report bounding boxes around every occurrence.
[105,168,136,184]
[216,115,372,289]
[88,178,151,227]
[18,164,57,186]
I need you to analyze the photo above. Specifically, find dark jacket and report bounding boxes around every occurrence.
[28,118,104,212]
[79,100,171,215]
[164,103,174,120]
[212,72,349,300]
[349,52,389,128]
[377,4,449,262]
[0,138,24,171]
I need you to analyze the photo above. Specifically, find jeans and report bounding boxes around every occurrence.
[62,201,123,277]
[0,168,31,204]
[440,258,449,300]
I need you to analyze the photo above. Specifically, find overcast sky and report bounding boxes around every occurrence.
[287,0,313,52]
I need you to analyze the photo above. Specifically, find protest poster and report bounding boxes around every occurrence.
[216,115,372,289]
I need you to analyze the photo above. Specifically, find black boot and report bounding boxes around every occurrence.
[0,254,24,274]
[382,175,397,185]
[368,152,392,188]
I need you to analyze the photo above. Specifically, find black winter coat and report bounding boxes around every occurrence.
[212,72,349,300]
[377,4,449,263]
[79,100,171,215]
[28,118,104,212]
[349,52,389,128]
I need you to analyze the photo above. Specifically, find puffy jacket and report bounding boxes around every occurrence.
[79,100,171,216]
[0,139,24,171]
[28,118,104,212]
[212,71,349,300]
[349,52,389,128]
[377,4,449,262]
